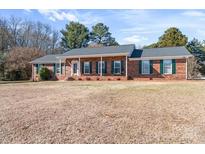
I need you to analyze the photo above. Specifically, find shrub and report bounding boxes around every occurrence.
[117,77,121,80]
[86,77,91,80]
[128,76,133,80]
[39,67,50,80]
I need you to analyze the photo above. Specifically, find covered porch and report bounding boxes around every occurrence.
[58,55,128,80]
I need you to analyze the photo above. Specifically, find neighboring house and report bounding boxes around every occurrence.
[31,44,193,81]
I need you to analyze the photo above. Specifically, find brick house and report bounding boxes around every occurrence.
[31,44,193,81]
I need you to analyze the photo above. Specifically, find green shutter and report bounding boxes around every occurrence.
[150,60,153,74]
[104,61,107,74]
[172,59,176,74]
[139,61,142,74]
[111,61,114,74]
[121,60,124,74]
[90,62,92,74]
[96,62,98,74]
[160,60,164,74]
[61,63,63,74]
[81,62,84,74]
[38,64,41,74]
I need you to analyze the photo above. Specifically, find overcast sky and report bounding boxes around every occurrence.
[1,9,205,47]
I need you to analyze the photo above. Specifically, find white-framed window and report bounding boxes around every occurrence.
[114,61,121,74]
[98,61,105,74]
[84,62,90,74]
[142,60,150,74]
[56,63,60,74]
[163,59,172,74]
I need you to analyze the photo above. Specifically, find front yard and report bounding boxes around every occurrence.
[0,81,205,143]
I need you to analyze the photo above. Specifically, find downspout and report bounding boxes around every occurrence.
[64,59,66,76]
[101,56,102,77]
[186,58,188,80]
[59,58,61,80]
[79,57,81,76]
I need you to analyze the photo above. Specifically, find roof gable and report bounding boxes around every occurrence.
[130,46,193,59]
[31,54,61,64]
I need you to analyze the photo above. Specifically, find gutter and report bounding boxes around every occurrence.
[129,55,194,61]
[58,53,129,59]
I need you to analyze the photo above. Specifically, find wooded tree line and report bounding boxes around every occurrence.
[0,16,62,80]
[0,16,205,80]
[0,18,118,80]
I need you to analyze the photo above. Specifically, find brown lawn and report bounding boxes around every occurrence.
[0,81,205,143]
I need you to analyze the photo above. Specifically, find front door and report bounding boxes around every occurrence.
[72,63,78,76]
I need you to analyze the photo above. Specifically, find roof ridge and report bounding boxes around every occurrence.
[143,46,185,50]
[70,44,135,50]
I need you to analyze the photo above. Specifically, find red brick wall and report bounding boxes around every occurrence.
[32,63,68,81]
[32,58,187,81]
[65,56,127,80]
[128,59,187,80]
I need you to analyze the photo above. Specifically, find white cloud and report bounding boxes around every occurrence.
[24,9,32,13]
[48,16,56,22]
[120,27,161,34]
[78,12,103,26]
[123,35,148,44]
[38,10,78,22]
[38,10,102,25]
[182,10,205,17]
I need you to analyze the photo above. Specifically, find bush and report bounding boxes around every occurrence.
[39,67,50,80]
[86,77,91,80]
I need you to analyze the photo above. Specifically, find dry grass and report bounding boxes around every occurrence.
[0,81,205,143]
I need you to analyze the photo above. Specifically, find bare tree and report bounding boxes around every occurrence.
[50,30,60,54]
[0,18,10,52]
[5,47,44,80]
[0,16,62,80]
[8,16,22,47]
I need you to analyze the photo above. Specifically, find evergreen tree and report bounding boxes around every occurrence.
[61,22,89,50]
[187,38,205,77]
[145,27,188,48]
[90,23,118,46]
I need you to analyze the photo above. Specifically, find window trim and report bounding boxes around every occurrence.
[141,60,150,75]
[163,59,172,75]
[114,60,121,75]
[98,61,105,74]
[84,61,90,74]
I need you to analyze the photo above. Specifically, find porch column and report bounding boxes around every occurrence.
[101,56,102,76]
[59,58,62,78]
[126,56,128,77]
[79,57,81,76]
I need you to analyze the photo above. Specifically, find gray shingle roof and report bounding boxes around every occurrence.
[31,54,62,64]
[130,46,193,59]
[62,44,135,57]
[31,46,193,64]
